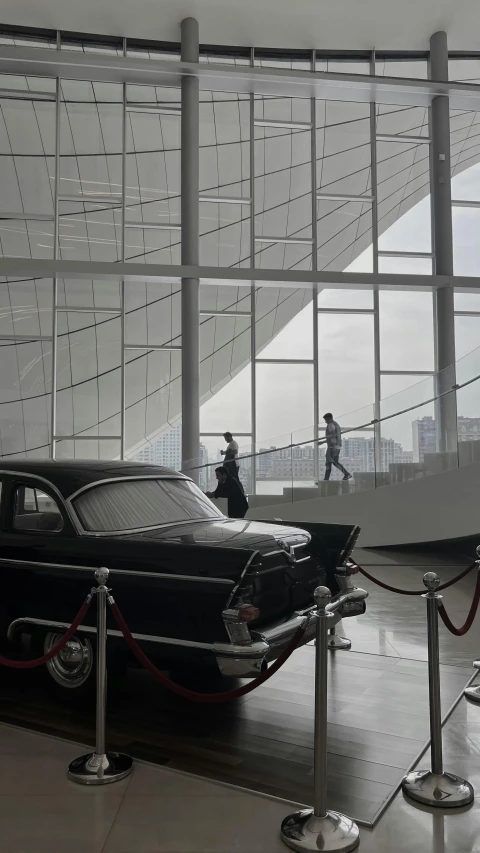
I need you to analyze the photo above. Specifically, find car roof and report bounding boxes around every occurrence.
[0,459,187,500]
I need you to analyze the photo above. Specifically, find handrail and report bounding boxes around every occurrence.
[182,369,480,474]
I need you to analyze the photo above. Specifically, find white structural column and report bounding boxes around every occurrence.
[181,18,200,476]
[430,31,457,455]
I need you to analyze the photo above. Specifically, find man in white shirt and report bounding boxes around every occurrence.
[221,432,240,481]
[323,413,352,481]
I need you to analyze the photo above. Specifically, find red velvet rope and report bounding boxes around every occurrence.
[109,600,306,703]
[357,561,476,596]
[438,570,480,636]
[0,597,92,669]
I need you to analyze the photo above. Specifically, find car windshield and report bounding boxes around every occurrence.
[73,478,223,533]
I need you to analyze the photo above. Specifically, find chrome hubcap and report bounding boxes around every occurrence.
[45,632,93,689]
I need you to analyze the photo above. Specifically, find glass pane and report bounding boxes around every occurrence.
[125,85,181,234]
[57,278,121,310]
[62,35,123,56]
[378,256,432,274]
[132,423,182,469]
[452,161,480,203]
[201,314,250,397]
[124,349,181,456]
[254,98,312,270]
[0,278,52,336]
[318,313,375,416]
[381,373,433,399]
[200,52,250,67]
[259,302,313,360]
[255,55,311,71]
[457,380,480,467]
[255,287,312,358]
[256,363,313,445]
[453,207,480,277]
[449,59,480,84]
[0,85,56,218]
[455,290,480,312]
[0,338,51,455]
[317,199,373,273]
[60,81,123,204]
[450,113,480,179]
[55,438,120,460]
[380,291,434,371]
[317,101,371,197]
[124,226,181,264]
[376,104,429,137]
[375,59,428,79]
[13,485,63,532]
[200,284,251,314]
[317,59,369,75]
[318,288,373,309]
[199,201,250,267]
[377,144,431,253]
[201,364,251,433]
[455,315,480,360]
[58,201,121,261]
[0,219,54,259]
[200,92,250,198]
[56,312,121,439]
[125,281,180,347]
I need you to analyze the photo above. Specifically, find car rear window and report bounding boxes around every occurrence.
[73,478,223,532]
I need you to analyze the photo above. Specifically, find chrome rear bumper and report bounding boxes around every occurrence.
[215,588,367,677]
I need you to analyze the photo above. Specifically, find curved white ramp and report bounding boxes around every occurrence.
[248,462,480,547]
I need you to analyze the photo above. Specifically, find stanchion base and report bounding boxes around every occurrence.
[465,685,480,704]
[402,770,474,808]
[327,635,352,651]
[68,751,133,785]
[281,808,360,853]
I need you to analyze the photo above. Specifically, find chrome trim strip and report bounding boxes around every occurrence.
[224,549,260,611]
[74,516,228,538]
[67,473,189,502]
[8,617,269,658]
[0,557,234,585]
[7,617,214,650]
[0,468,82,534]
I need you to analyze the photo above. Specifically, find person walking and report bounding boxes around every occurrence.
[323,413,352,481]
[206,466,248,519]
[221,431,240,481]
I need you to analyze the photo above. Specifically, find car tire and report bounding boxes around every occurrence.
[32,630,127,704]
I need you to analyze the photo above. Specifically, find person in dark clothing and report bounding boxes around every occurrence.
[206,466,248,519]
[221,431,240,481]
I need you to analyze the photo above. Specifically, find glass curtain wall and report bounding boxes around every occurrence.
[2,34,480,490]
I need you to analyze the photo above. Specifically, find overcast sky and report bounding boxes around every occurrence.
[200,164,480,456]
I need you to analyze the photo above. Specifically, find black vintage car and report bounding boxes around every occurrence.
[0,460,365,699]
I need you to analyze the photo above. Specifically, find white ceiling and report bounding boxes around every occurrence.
[0,0,479,52]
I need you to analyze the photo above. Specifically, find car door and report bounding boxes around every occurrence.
[0,474,92,629]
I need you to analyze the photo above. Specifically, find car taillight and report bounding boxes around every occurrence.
[238,605,260,622]
[222,604,260,646]
[345,560,359,575]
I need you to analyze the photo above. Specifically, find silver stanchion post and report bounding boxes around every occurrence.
[464,659,480,704]
[281,585,368,853]
[327,623,351,651]
[464,547,480,704]
[68,568,133,785]
[402,572,474,807]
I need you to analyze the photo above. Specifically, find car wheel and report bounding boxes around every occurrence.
[44,631,95,700]
[33,631,126,703]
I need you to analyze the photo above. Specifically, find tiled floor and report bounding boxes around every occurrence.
[1,547,480,851]
[2,701,480,853]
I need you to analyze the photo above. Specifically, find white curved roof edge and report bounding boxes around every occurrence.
[0,0,478,52]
